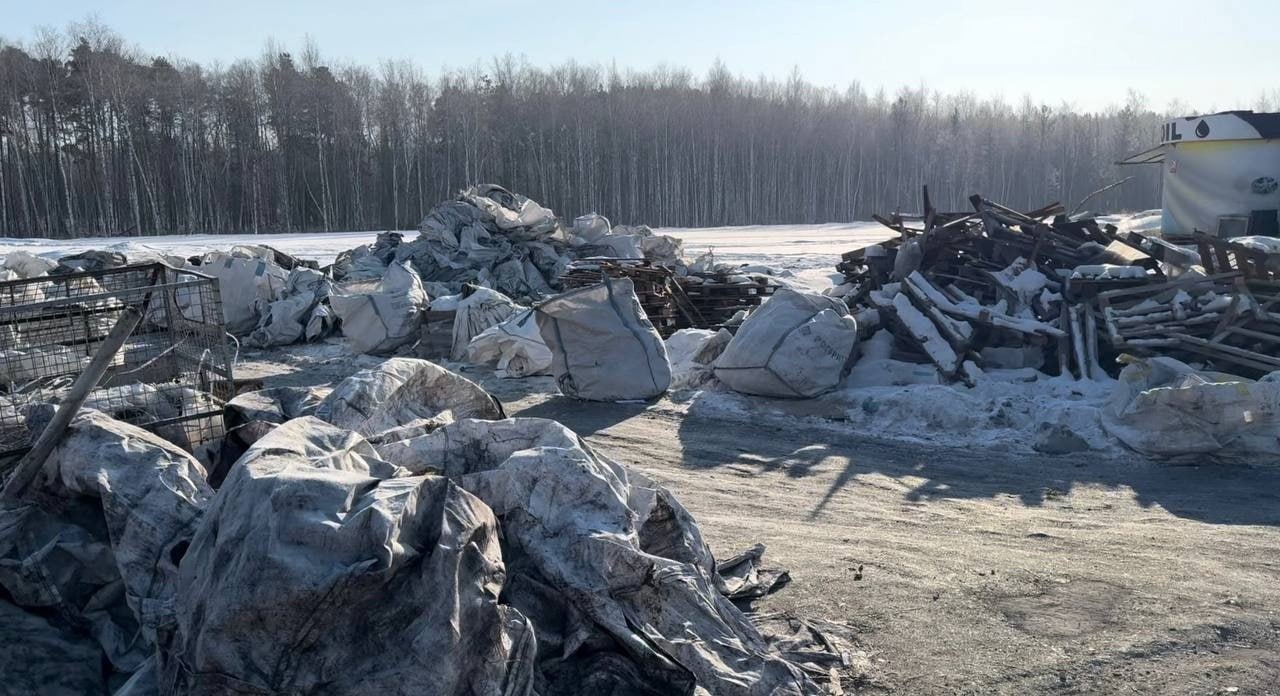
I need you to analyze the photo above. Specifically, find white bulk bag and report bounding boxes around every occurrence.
[451,287,521,360]
[199,252,289,334]
[329,260,428,355]
[535,278,671,401]
[714,288,859,398]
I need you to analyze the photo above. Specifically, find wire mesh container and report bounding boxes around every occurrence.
[0,262,235,457]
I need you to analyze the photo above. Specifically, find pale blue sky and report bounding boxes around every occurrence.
[1,0,1273,112]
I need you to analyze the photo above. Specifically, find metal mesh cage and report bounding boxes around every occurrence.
[0,262,235,457]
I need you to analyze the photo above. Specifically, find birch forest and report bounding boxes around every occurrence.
[0,23,1173,239]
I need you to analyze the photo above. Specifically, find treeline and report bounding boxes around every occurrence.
[1,23,1172,238]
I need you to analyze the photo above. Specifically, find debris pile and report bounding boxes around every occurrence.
[680,252,781,329]
[834,188,1280,383]
[0,358,848,695]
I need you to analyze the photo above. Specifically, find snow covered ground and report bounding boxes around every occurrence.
[0,221,893,269]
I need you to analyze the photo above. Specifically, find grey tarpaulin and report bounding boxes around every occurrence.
[535,278,671,401]
[158,417,537,695]
[0,410,210,679]
[225,385,329,428]
[214,385,331,486]
[329,259,429,355]
[380,417,822,696]
[316,357,504,439]
[0,599,108,696]
[714,289,859,398]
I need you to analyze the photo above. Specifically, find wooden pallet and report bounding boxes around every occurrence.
[678,275,777,328]
[1194,232,1280,281]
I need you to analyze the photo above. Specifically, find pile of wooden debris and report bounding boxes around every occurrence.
[835,188,1280,382]
[560,259,780,336]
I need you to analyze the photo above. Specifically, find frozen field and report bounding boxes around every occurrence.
[0,221,895,271]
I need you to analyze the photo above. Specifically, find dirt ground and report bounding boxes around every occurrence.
[240,343,1280,695]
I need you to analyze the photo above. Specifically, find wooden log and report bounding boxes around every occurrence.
[1084,304,1101,376]
[1068,305,1089,379]
[905,272,1065,338]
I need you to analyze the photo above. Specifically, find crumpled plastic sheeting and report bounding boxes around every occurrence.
[536,278,671,401]
[716,544,792,601]
[463,183,558,235]
[54,249,136,274]
[1,345,90,385]
[316,357,504,439]
[330,259,429,355]
[715,289,860,398]
[452,286,522,360]
[246,267,335,347]
[383,417,822,696]
[158,417,537,696]
[667,328,733,390]
[332,231,403,281]
[225,385,329,428]
[214,385,331,486]
[390,185,571,301]
[640,232,684,268]
[0,410,211,676]
[0,599,108,696]
[1,249,57,278]
[1102,356,1280,463]
[466,308,553,379]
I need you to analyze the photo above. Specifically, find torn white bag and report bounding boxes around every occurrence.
[466,308,553,378]
[451,287,522,360]
[1102,356,1280,463]
[198,251,289,334]
[666,328,732,390]
[570,213,612,244]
